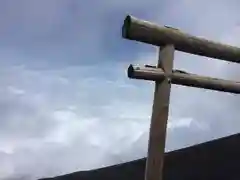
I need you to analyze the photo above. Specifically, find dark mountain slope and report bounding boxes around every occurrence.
[40,133,240,180]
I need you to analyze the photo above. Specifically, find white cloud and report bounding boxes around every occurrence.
[7,86,25,96]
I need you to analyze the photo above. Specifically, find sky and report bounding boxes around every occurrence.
[0,0,240,179]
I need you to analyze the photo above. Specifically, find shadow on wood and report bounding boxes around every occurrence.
[39,133,240,180]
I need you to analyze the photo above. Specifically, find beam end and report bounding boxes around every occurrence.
[122,15,132,39]
[127,64,134,78]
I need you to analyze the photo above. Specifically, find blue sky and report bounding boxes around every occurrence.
[1,0,240,179]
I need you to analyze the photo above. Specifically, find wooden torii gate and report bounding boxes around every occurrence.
[122,15,240,180]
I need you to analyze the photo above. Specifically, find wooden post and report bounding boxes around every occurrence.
[145,45,174,180]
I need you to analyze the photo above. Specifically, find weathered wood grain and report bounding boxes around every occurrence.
[128,65,240,94]
[122,15,240,63]
[145,45,174,180]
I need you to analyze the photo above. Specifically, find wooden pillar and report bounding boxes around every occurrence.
[144,45,174,180]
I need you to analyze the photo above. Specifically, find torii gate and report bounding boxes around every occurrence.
[122,15,240,180]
